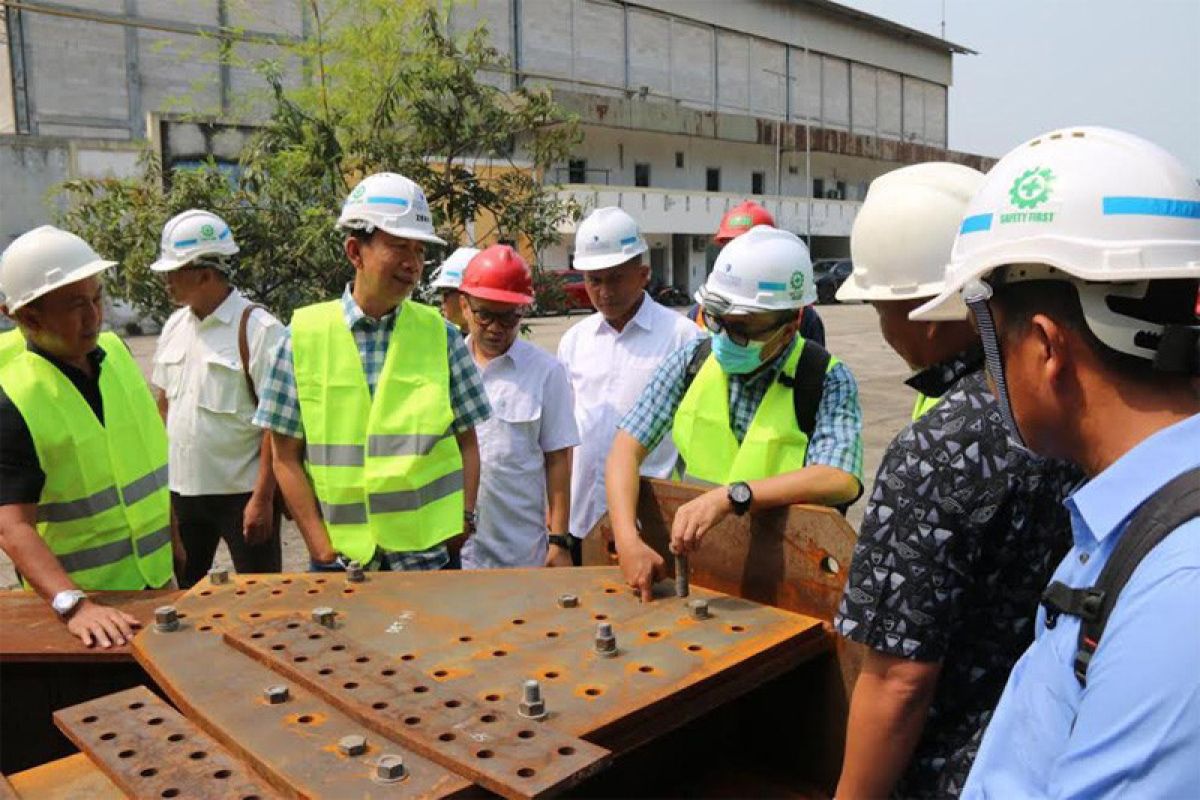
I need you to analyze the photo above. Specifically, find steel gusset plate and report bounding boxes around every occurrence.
[224,618,610,800]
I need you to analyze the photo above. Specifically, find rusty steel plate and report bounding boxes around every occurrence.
[134,566,828,794]
[5,753,123,800]
[225,618,610,799]
[52,685,277,799]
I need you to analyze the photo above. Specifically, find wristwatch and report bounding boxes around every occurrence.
[727,482,753,516]
[463,510,478,534]
[52,589,87,619]
[547,534,573,551]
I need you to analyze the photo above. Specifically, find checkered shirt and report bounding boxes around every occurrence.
[618,336,864,482]
[253,284,491,439]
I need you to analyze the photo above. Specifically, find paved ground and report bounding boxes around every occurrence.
[1,303,909,588]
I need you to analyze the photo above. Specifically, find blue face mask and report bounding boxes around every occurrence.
[711,332,766,374]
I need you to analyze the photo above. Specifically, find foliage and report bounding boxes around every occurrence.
[56,0,581,322]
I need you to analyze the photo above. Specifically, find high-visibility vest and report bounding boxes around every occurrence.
[912,392,941,420]
[291,300,463,563]
[672,339,839,485]
[0,332,172,590]
[0,328,23,368]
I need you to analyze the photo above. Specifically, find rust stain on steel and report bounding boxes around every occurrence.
[224,617,612,800]
[5,752,124,800]
[583,478,856,623]
[52,685,279,799]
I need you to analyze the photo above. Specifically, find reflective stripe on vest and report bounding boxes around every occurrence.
[671,338,839,485]
[0,332,173,590]
[912,392,941,421]
[291,300,464,563]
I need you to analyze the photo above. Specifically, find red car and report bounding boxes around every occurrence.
[552,269,595,312]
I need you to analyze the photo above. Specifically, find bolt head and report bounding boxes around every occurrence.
[207,568,229,585]
[264,685,289,704]
[557,594,579,609]
[687,599,711,620]
[518,700,547,719]
[311,606,336,627]
[375,754,407,781]
[338,734,367,756]
[345,561,365,583]
[154,605,179,631]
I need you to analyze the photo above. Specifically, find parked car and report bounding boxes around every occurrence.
[550,269,595,313]
[812,258,854,305]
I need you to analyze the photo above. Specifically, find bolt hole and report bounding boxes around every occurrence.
[246,579,257,585]
[343,682,358,690]
[584,687,602,697]
[439,732,456,742]
[604,587,617,594]
[286,622,300,629]
[492,650,508,658]
[647,631,662,638]
[100,732,117,741]
[638,665,654,673]
[212,769,231,780]
[820,555,841,575]
[511,618,525,625]
[139,767,157,777]
[294,655,309,663]
[128,702,144,710]
[250,632,264,639]
[458,635,472,643]
[318,667,333,676]
[211,612,225,619]
[517,767,536,778]
[355,656,370,664]
[331,645,346,652]
[404,716,421,726]
[480,714,497,723]
[271,589,282,596]
[372,701,389,710]
[517,729,535,739]
[543,671,559,679]
[730,625,745,633]
[167,733,185,742]
[249,612,262,619]
[342,588,355,595]
[400,653,415,661]
[413,685,429,693]
[82,715,98,724]
[485,693,501,702]
[444,699,462,709]
[296,716,313,725]
[381,668,396,677]
[315,578,327,584]
[281,579,292,585]
[476,749,494,759]
[118,749,135,759]
[271,644,285,651]
[545,631,560,639]
[308,633,323,640]
[306,589,319,595]
[189,751,206,760]
[199,625,213,632]
[147,717,164,726]
[235,590,246,596]
[199,590,212,597]
[687,644,703,652]
[558,746,576,756]
[594,614,608,621]
[161,790,179,798]
[433,669,448,678]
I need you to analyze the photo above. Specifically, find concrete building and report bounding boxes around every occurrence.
[2,1,993,294]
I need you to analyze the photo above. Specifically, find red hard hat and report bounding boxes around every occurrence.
[460,244,535,305]
[714,201,776,244]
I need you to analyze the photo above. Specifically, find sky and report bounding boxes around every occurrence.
[835,0,1200,175]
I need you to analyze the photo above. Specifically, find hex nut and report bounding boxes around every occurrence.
[518,699,547,719]
[687,598,711,620]
[338,734,367,757]
[594,622,618,657]
[154,605,180,632]
[311,606,336,628]
[345,561,365,583]
[557,594,579,609]
[374,754,407,782]
[264,685,289,704]
[207,568,230,585]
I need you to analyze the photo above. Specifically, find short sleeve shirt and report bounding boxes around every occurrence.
[834,350,1082,798]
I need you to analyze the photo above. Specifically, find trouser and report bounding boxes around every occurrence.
[173,491,282,588]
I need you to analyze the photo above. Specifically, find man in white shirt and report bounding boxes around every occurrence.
[149,210,285,587]
[557,207,700,559]
[457,245,579,569]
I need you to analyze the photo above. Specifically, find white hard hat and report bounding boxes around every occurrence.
[149,209,239,273]
[337,172,447,246]
[837,162,985,320]
[0,225,116,313]
[697,225,816,314]
[912,126,1200,338]
[431,247,481,290]
[572,207,648,271]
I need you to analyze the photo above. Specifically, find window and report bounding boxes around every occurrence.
[751,171,765,196]
[812,178,825,198]
[675,151,685,168]
[634,163,651,188]
[568,159,587,184]
[706,168,721,192]
[836,181,847,200]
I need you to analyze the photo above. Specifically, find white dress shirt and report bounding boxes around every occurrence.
[557,293,701,539]
[152,289,284,496]
[461,339,580,569]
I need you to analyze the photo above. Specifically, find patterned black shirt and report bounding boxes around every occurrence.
[834,349,1082,798]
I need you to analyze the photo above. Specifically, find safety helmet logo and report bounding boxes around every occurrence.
[350,184,366,201]
[199,224,217,240]
[789,271,804,290]
[1009,167,1055,210]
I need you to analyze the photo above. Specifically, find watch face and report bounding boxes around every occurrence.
[730,482,752,504]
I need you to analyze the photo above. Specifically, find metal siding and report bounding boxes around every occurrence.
[716,30,750,112]
[520,0,573,78]
[788,46,820,123]
[877,69,902,138]
[821,55,849,129]
[850,62,876,136]
[225,0,304,37]
[749,39,785,119]
[26,11,128,124]
[628,8,671,95]
[925,82,947,146]
[670,18,712,105]
[573,1,625,89]
[902,76,924,141]
[135,0,220,27]
[136,29,222,119]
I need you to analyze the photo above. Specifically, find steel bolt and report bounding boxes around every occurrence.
[557,593,579,609]
[311,606,336,628]
[687,598,711,620]
[518,679,547,719]
[674,554,689,598]
[345,560,365,583]
[154,605,180,632]
[374,754,407,782]
[207,567,229,585]
[338,734,368,757]
[263,685,289,704]
[594,622,618,658]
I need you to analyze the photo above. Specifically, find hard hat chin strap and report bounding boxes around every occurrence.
[965,280,1029,451]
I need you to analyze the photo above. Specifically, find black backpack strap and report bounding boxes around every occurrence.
[1041,465,1200,686]
[682,337,713,394]
[777,339,831,438]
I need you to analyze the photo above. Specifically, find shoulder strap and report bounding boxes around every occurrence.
[238,303,268,406]
[682,337,714,394]
[781,339,831,438]
[1041,465,1200,686]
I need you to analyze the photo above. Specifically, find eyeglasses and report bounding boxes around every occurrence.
[467,302,525,329]
[701,309,792,346]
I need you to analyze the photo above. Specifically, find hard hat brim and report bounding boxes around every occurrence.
[572,242,648,272]
[460,285,534,305]
[7,258,116,313]
[836,274,969,320]
[375,225,448,247]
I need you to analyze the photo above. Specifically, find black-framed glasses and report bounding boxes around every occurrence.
[467,301,525,329]
[701,309,792,346]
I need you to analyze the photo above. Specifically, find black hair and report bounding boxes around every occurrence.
[347,227,375,245]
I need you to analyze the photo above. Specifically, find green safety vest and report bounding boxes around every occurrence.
[0,332,172,590]
[291,300,463,563]
[672,339,839,485]
[0,328,23,368]
[912,392,941,420]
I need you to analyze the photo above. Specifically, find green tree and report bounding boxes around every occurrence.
[57,0,580,322]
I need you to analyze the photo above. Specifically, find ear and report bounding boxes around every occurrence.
[1028,312,1071,387]
[344,237,364,270]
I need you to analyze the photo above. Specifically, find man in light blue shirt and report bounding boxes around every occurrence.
[910,125,1200,798]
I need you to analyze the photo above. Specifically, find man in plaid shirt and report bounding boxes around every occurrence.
[253,173,490,572]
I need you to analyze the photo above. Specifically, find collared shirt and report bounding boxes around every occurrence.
[834,350,1081,797]
[152,289,284,496]
[557,293,701,538]
[618,335,864,482]
[964,412,1200,800]
[461,339,580,569]
[252,285,491,439]
[0,342,108,505]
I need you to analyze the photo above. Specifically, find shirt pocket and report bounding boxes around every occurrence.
[485,391,543,472]
[197,353,250,418]
[155,341,187,401]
